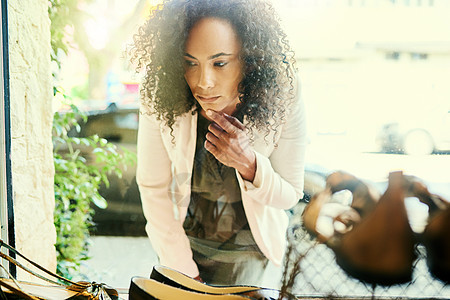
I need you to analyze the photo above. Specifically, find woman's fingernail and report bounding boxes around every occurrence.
[206,110,213,116]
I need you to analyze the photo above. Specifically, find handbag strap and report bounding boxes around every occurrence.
[0,239,86,288]
[0,262,35,297]
[0,240,120,300]
[0,279,40,300]
[403,175,449,214]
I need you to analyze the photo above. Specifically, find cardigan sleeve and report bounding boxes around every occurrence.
[136,111,199,278]
[236,82,307,210]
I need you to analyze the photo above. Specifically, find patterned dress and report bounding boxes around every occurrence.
[183,112,269,285]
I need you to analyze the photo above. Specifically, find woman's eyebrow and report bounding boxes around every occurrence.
[208,52,232,59]
[184,52,233,60]
[184,53,197,59]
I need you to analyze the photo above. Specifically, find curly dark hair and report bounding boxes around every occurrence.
[130,0,296,139]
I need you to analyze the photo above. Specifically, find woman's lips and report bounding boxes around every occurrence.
[197,95,220,102]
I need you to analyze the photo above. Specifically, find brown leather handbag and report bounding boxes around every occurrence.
[405,175,450,284]
[331,172,417,285]
[303,170,450,286]
[423,205,450,283]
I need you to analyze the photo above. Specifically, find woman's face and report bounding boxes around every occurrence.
[184,17,243,118]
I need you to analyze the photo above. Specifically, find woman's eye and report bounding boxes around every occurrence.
[214,61,228,67]
[184,60,197,67]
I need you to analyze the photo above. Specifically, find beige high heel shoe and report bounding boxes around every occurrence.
[148,265,297,299]
[129,277,251,300]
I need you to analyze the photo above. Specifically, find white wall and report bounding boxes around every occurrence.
[8,0,56,280]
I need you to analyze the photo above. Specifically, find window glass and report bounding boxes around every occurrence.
[52,0,450,297]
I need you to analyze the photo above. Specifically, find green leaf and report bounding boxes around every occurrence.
[91,194,108,209]
[80,138,90,146]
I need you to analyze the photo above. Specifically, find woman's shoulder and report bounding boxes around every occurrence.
[139,105,197,126]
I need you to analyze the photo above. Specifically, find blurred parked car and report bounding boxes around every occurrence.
[376,104,450,155]
[66,103,146,236]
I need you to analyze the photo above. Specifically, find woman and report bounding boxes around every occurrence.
[131,0,307,285]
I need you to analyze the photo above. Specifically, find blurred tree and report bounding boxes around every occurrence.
[72,0,147,100]
[51,0,148,100]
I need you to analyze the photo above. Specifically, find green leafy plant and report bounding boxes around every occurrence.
[52,91,136,279]
[49,1,136,279]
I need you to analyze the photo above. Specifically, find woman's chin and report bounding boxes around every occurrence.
[197,102,238,117]
[199,104,220,114]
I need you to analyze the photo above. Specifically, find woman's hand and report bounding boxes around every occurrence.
[204,109,256,182]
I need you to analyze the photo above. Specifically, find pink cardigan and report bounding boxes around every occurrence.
[136,93,306,278]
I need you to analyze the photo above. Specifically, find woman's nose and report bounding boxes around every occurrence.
[197,67,214,90]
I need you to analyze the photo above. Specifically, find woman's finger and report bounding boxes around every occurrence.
[208,123,227,139]
[206,110,237,134]
[205,140,229,163]
[204,140,218,155]
[205,131,221,146]
[223,113,246,131]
